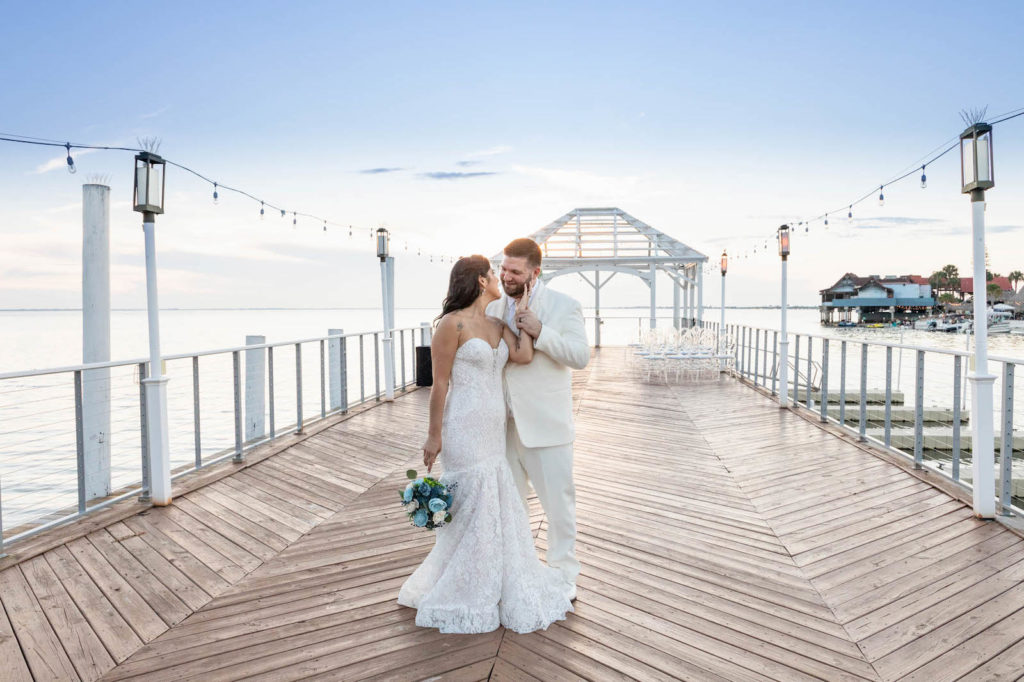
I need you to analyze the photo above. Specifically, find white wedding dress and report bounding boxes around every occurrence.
[397,337,572,634]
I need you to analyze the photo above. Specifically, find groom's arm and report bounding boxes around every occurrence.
[534,299,590,370]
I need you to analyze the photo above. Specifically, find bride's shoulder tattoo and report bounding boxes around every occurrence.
[456,321,463,331]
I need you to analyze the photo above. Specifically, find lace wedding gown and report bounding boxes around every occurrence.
[397,337,572,634]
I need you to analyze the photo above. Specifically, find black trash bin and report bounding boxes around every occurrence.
[416,346,433,386]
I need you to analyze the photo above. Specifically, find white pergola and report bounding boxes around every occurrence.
[492,207,708,346]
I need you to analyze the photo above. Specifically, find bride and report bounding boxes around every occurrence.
[397,255,572,634]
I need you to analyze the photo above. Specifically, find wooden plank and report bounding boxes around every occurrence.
[0,584,34,682]
[19,555,114,679]
[43,545,142,663]
[105,521,211,611]
[0,566,80,681]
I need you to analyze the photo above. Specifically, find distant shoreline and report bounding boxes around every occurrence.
[0,305,819,312]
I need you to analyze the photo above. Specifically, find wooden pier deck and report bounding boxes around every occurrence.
[2,348,1024,681]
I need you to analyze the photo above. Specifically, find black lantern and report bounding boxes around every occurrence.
[778,224,791,259]
[960,122,994,194]
[376,227,390,261]
[720,250,728,276]
[133,152,166,215]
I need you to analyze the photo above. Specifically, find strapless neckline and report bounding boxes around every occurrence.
[457,337,505,354]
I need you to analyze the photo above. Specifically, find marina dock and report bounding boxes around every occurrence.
[2,348,1023,681]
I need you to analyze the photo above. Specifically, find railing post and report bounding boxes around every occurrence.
[339,335,348,414]
[793,336,801,406]
[840,342,847,426]
[245,335,266,446]
[328,328,345,411]
[400,329,407,390]
[359,334,366,404]
[806,336,813,409]
[762,330,769,390]
[193,356,202,468]
[820,340,829,423]
[374,332,381,401]
[319,339,326,419]
[952,355,962,482]
[74,370,86,514]
[0,481,5,558]
[884,347,893,448]
[913,350,925,468]
[771,331,778,396]
[859,344,868,442]
[268,347,276,438]
[138,362,151,503]
[233,350,244,463]
[421,321,432,346]
[295,343,303,435]
[1000,362,1014,515]
[754,329,760,387]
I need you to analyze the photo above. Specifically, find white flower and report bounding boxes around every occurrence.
[410,499,419,510]
[432,511,446,525]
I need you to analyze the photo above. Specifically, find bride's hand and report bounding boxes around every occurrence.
[423,435,441,473]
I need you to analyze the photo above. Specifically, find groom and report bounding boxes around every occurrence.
[487,238,590,601]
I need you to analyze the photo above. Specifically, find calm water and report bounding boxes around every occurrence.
[2,306,1023,534]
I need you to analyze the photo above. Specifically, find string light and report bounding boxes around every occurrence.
[349,225,353,238]
[213,182,219,205]
[292,211,297,227]
[323,219,327,232]
[280,209,285,218]
[824,213,829,227]
[260,201,265,219]
[878,185,885,207]
[848,205,853,222]
[920,165,927,189]
[65,143,75,174]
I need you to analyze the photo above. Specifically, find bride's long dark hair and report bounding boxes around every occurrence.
[436,255,492,323]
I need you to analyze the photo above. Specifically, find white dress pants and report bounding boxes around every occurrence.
[505,420,580,586]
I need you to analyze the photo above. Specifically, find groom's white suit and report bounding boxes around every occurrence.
[487,281,590,587]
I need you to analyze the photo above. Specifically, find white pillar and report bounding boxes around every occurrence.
[82,183,111,500]
[649,267,657,329]
[244,335,265,442]
[697,267,704,325]
[779,257,790,408]
[380,256,396,401]
[420,321,433,346]
[328,328,344,410]
[688,275,696,328]
[968,193,996,518]
[720,273,727,369]
[594,270,601,347]
[673,280,681,330]
[142,217,171,505]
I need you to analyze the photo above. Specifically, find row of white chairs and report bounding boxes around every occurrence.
[629,327,735,384]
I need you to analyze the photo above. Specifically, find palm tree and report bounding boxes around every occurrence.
[941,264,960,292]
[987,282,1003,300]
[1009,270,1024,293]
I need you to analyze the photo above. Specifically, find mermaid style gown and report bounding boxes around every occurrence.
[397,337,573,634]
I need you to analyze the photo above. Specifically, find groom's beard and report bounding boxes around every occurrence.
[502,281,526,298]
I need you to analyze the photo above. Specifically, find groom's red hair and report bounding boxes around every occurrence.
[504,238,542,268]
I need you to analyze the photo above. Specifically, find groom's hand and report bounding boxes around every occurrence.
[516,309,542,338]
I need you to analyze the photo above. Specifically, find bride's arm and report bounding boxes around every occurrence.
[502,320,534,364]
[423,315,458,472]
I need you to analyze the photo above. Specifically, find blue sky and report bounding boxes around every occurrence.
[1,1,1023,309]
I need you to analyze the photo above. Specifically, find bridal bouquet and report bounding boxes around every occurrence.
[400,469,454,530]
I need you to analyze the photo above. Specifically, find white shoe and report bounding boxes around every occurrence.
[565,583,577,602]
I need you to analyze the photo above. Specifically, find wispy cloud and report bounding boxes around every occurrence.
[989,224,1024,233]
[140,106,169,119]
[420,171,498,180]
[455,160,481,167]
[359,167,405,174]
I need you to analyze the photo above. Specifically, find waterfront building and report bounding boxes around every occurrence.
[819,272,935,324]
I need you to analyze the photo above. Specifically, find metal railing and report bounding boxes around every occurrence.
[710,321,1022,517]
[0,325,430,552]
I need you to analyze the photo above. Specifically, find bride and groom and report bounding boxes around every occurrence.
[397,238,590,634]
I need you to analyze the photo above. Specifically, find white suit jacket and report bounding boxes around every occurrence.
[487,284,590,448]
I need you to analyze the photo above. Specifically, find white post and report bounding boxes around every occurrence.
[968,193,996,518]
[649,266,657,329]
[328,328,344,410]
[380,256,395,401]
[244,335,266,442]
[673,280,681,330]
[697,267,704,326]
[594,270,601,348]
[779,257,790,408]
[687,276,696,328]
[420,321,432,346]
[720,272,727,370]
[82,183,111,500]
[142,216,171,505]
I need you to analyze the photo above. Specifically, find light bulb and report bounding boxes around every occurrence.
[213,183,219,205]
[848,205,853,222]
[878,186,884,207]
[825,214,829,227]
[280,209,286,218]
[920,166,927,189]
[292,212,297,227]
[260,202,265,219]
[349,225,353,238]
[323,220,327,232]
[65,144,76,174]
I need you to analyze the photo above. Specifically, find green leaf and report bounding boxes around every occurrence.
[444,513,452,523]
[406,469,417,480]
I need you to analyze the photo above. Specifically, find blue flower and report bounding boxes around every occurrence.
[428,497,447,513]
[402,486,414,503]
[412,509,428,527]
[418,482,431,496]
[414,478,423,486]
